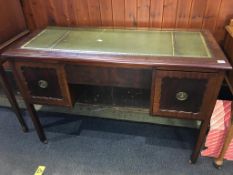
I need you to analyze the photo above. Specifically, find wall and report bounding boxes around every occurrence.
[22,0,233,43]
[0,0,26,45]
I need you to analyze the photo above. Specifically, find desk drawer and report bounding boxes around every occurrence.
[13,62,72,106]
[151,70,222,119]
[65,65,152,89]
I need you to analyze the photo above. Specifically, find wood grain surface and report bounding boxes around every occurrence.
[21,0,233,43]
[0,0,27,45]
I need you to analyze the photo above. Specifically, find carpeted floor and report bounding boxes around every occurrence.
[0,107,232,175]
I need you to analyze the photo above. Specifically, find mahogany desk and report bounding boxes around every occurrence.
[2,27,232,163]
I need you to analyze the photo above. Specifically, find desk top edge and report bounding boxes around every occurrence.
[1,27,231,71]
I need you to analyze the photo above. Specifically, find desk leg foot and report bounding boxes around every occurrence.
[26,103,47,142]
[213,160,223,169]
[189,158,197,164]
[213,124,233,168]
[42,139,48,144]
[189,159,194,164]
[22,126,29,133]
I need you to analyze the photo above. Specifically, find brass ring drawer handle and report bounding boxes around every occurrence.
[176,92,188,101]
[38,80,48,89]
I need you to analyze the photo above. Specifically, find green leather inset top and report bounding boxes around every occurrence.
[21,27,211,58]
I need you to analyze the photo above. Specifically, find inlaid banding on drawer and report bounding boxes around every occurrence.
[151,70,221,120]
[159,77,207,113]
[21,67,63,99]
[13,62,73,107]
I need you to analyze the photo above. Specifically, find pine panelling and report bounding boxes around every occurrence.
[7,0,26,30]
[202,0,222,33]
[137,0,151,27]
[112,0,125,27]
[21,0,36,30]
[99,0,113,26]
[25,0,36,29]
[125,0,137,27]
[45,0,56,26]
[75,0,90,26]
[149,0,164,28]
[28,0,48,29]
[162,0,178,28]
[0,0,27,43]
[68,0,79,26]
[215,0,233,42]
[188,0,208,28]
[46,0,70,26]
[22,0,233,43]
[175,0,192,28]
[87,0,102,26]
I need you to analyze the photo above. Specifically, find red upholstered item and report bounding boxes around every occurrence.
[201,100,233,160]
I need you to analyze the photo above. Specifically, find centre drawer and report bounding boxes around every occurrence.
[151,70,222,120]
[65,65,152,89]
[12,62,73,107]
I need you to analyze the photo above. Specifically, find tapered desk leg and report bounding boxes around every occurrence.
[190,120,209,164]
[25,102,48,143]
[214,123,233,169]
[213,76,233,168]
[10,62,47,143]
[0,65,28,132]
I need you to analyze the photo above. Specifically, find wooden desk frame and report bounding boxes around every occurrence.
[0,62,28,132]
[0,31,29,132]
[2,28,232,164]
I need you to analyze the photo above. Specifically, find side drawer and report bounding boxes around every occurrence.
[151,70,222,120]
[13,62,73,107]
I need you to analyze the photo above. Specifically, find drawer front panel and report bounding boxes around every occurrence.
[22,67,62,98]
[160,77,207,113]
[66,65,152,89]
[13,62,72,106]
[151,70,222,119]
